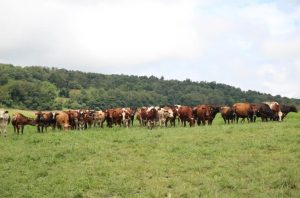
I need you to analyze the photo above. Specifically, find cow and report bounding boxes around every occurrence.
[35,111,56,133]
[174,105,182,125]
[83,109,94,129]
[167,106,179,127]
[157,107,174,127]
[121,108,130,128]
[127,108,136,127]
[112,108,123,127]
[11,113,36,134]
[94,110,106,128]
[136,107,148,127]
[252,103,276,122]
[193,105,220,125]
[78,111,86,130]
[178,106,195,127]
[105,109,115,128]
[280,105,298,120]
[0,110,10,137]
[220,106,235,124]
[263,102,283,121]
[55,111,70,131]
[66,110,80,130]
[105,108,124,127]
[146,107,158,130]
[232,103,254,123]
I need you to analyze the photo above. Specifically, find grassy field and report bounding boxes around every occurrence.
[0,110,299,198]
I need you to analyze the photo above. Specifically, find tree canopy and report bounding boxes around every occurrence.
[0,63,299,110]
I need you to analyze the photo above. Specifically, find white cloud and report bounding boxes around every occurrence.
[0,0,300,98]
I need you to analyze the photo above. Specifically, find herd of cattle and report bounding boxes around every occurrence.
[0,102,298,136]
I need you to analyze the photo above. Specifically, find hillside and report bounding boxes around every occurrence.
[0,63,299,110]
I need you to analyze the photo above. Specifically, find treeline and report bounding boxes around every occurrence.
[0,63,299,110]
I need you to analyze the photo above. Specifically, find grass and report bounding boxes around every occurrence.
[0,110,299,197]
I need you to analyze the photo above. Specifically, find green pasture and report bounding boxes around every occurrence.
[0,111,299,197]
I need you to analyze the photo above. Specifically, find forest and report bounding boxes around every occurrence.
[0,63,299,110]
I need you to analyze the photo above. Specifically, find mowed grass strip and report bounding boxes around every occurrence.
[0,112,299,197]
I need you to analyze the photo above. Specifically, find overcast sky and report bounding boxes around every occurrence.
[1,0,300,98]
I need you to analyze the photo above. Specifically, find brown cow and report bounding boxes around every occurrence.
[66,110,79,130]
[232,103,254,123]
[136,107,148,127]
[121,108,131,128]
[55,111,70,131]
[146,107,158,130]
[193,105,219,126]
[35,111,56,132]
[178,106,195,127]
[12,113,36,134]
[220,106,235,124]
[112,108,123,127]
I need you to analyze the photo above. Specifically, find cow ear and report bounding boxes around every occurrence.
[5,111,8,113]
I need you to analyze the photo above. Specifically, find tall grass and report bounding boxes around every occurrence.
[0,111,299,197]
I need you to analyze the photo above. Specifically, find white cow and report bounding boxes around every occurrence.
[158,107,174,127]
[0,109,10,137]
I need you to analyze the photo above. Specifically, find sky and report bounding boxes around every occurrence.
[0,0,300,98]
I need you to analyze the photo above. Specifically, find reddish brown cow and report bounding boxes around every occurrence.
[136,107,148,127]
[112,108,123,127]
[232,103,254,123]
[146,107,158,130]
[66,110,79,130]
[105,108,124,127]
[178,106,195,127]
[12,113,36,134]
[220,106,235,124]
[121,108,131,128]
[193,105,219,125]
